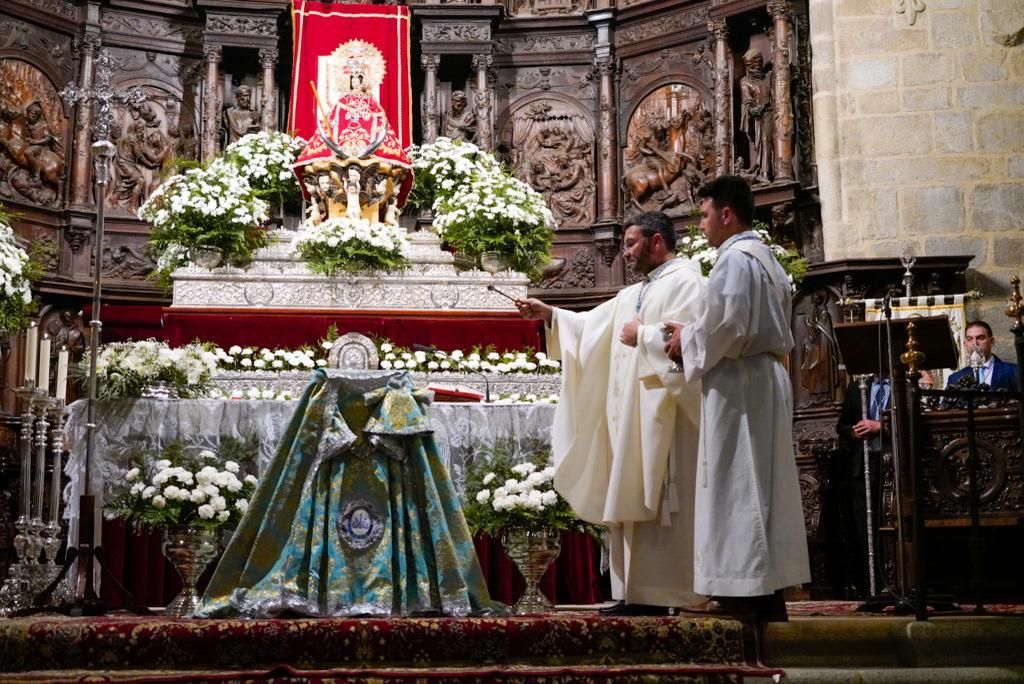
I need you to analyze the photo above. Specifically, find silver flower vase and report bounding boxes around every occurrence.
[501,527,561,615]
[162,526,219,617]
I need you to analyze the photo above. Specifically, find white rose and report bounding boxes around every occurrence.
[151,495,166,509]
[235,499,249,513]
[125,467,140,481]
[476,489,491,503]
[482,472,496,485]
[225,461,240,473]
[217,510,231,523]
[198,504,215,520]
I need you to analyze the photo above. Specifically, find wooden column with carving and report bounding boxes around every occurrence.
[201,44,223,162]
[471,53,493,152]
[259,47,278,132]
[595,56,618,224]
[69,31,100,208]
[709,18,731,176]
[421,53,440,144]
[768,0,795,181]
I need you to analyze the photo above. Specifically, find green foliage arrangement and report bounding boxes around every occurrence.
[677,219,808,287]
[76,339,218,400]
[0,206,40,333]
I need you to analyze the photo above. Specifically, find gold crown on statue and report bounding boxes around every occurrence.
[326,40,387,95]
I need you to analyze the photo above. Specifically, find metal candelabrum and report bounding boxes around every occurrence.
[0,389,66,616]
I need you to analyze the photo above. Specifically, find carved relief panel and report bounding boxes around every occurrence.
[792,288,842,409]
[0,58,68,208]
[105,83,199,214]
[622,83,713,217]
[505,0,590,19]
[498,98,596,228]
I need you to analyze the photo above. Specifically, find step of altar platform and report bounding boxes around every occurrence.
[0,613,783,682]
[762,615,1024,683]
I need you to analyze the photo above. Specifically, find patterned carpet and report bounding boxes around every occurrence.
[0,613,783,683]
[786,599,1024,617]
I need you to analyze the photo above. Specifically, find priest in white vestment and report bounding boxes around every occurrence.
[516,212,706,615]
[665,176,810,622]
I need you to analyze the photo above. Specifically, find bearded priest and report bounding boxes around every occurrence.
[516,211,705,616]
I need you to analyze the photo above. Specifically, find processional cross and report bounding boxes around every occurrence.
[33,50,149,616]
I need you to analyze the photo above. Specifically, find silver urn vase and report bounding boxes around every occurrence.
[162,525,219,618]
[501,527,561,615]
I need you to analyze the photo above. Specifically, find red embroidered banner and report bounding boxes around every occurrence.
[288,1,411,149]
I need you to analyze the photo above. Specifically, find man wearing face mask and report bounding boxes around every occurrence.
[515,211,705,615]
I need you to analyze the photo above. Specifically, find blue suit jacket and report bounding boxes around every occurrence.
[946,355,1020,393]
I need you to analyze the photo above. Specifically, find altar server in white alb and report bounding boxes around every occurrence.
[664,175,810,622]
[515,211,706,616]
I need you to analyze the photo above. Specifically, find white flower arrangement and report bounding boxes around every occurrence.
[405,137,501,215]
[211,345,324,373]
[139,158,272,287]
[677,222,808,289]
[408,138,555,279]
[462,452,595,537]
[294,217,409,275]
[223,131,306,204]
[107,443,257,532]
[0,212,36,333]
[82,339,219,400]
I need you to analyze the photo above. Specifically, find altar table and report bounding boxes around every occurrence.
[62,384,603,608]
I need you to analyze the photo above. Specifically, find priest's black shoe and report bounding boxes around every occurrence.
[598,601,668,616]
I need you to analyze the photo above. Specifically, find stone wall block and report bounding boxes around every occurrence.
[844,57,900,89]
[835,0,891,17]
[929,11,978,49]
[976,111,1024,153]
[969,183,1024,231]
[957,82,1024,108]
[924,235,988,268]
[934,111,975,153]
[862,157,993,184]
[902,186,965,234]
[902,53,957,85]
[844,114,933,157]
[959,49,1009,82]
[980,0,1024,46]
[857,187,901,239]
[837,18,929,57]
[1008,155,1024,178]
[992,236,1024,268]
[903,86,953,111]
[856,90,902,114]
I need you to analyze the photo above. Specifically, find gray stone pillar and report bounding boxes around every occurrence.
[471,53,493,152]
[421,53,440,144]
[259,47,278,132]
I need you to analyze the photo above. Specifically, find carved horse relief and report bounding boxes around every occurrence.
[0,58,67,208]
[622,83,712,217]
[499,98,596,228]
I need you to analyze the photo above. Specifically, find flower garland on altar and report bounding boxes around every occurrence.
[377,341,561,376]
[293,217,408,275]
[80,339,219,400]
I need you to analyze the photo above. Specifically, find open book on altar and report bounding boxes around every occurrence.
[427,383,485,402]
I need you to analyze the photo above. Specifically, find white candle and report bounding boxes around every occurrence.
[38,334,51,395]
[56,347,69,402]
[25,322,38,386]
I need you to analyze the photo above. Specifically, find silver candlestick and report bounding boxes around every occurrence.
[900,250,916,298]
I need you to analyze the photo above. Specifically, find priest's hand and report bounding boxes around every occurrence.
[663,321,684,362]
[515,298,553,324]
[620,317,641,347]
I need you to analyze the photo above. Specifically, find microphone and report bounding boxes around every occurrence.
[413,343,490,402]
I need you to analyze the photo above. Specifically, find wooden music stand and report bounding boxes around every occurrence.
[833,315,959,615]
